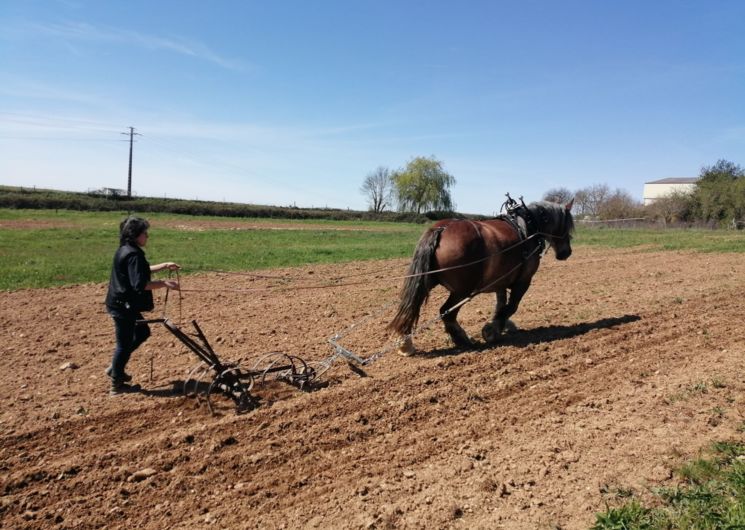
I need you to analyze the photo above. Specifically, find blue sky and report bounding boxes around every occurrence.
[2,1,744,214]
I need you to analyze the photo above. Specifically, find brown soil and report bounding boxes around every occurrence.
[1,248,744,529]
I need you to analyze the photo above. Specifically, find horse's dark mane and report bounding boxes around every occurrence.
[528,201,575,235]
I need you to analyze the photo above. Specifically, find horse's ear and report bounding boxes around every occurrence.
[565,198,574,211]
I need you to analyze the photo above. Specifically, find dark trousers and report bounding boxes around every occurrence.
[110,312,150,380]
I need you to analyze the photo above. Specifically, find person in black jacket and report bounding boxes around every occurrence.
[105,216,180,395]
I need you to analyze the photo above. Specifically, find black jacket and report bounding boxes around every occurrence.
[105,243,154,315]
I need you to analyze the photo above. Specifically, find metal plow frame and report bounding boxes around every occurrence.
[142,319,317,415]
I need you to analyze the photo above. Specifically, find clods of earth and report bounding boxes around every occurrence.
[1,247,744,528]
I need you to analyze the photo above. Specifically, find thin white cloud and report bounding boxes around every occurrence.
[0,75,110,107]
[0,112,122,136]
[0,108,386,146]
[135,116,390,146]
[26,21,245,71]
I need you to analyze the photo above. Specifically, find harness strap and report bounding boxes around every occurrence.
[496,207,545,258]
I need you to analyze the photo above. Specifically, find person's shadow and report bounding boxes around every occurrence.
[419,314,642,358]
[135,380,203,398]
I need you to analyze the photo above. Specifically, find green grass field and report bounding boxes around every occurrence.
[578,226,745,253]
[1,208,745,291]
[0,209,424,290]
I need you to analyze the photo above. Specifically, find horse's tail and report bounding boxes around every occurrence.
[388,227,444,335]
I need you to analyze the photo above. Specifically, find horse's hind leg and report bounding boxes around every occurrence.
[440,292,473,348]
[397,335,416,356]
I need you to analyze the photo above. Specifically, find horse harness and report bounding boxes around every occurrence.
[430,194,550,280]
[497,195,546,259]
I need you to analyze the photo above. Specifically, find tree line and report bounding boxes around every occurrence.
[363,156,743,227]
[0,186,431,222]
[542,159,744,226]
[5,158,741,227]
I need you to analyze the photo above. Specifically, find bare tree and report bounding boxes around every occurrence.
[598,188,643,219]
[575,184,610,218]
[645,191,695,224]
[542,187,573,204]
[360,166,394,213]
[573,189,590,217]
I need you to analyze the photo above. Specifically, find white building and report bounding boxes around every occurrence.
[643,178,698,206]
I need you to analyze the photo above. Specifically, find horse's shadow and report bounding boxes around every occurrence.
[419,314,642,358]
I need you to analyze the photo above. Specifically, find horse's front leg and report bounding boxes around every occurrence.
[482,288,506,343]
[482,288,519,343]
[494,282,530,333]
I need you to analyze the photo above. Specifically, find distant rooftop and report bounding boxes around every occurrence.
[644,177,699,185]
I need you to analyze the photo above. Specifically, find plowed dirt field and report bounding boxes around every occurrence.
[1,247,744,529]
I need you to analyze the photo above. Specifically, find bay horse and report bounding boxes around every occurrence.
[389,199,574,354]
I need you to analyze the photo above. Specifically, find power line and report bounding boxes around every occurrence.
[121,127,142,198]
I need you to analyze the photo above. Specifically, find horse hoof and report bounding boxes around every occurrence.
[397,337,416,356]
[504,319,518,333]
[481,323,498,343]
[451,336,474,349]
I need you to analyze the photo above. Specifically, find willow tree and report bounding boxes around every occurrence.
[392,156,456,213]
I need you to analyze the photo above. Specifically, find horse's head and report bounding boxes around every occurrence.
[533,199,574,260]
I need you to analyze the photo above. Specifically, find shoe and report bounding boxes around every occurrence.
[105,366,132,382]
[109,382,141,396]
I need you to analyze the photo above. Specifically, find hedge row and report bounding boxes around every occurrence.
[0,186,486,223]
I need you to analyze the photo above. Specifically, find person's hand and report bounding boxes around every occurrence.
[163,280,180,290]
[164,262,181,271]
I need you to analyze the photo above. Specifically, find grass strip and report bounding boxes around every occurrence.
[593,440,745,529]
[0,210,423,290]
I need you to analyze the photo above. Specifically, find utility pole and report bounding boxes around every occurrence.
[121,127,141,198]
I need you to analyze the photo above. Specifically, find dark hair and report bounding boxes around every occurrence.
[119,216,150,246]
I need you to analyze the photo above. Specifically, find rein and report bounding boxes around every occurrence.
[176,230,550,295]
[169,207,569,295]
[154,210,567,373]
[161,269,183,324]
